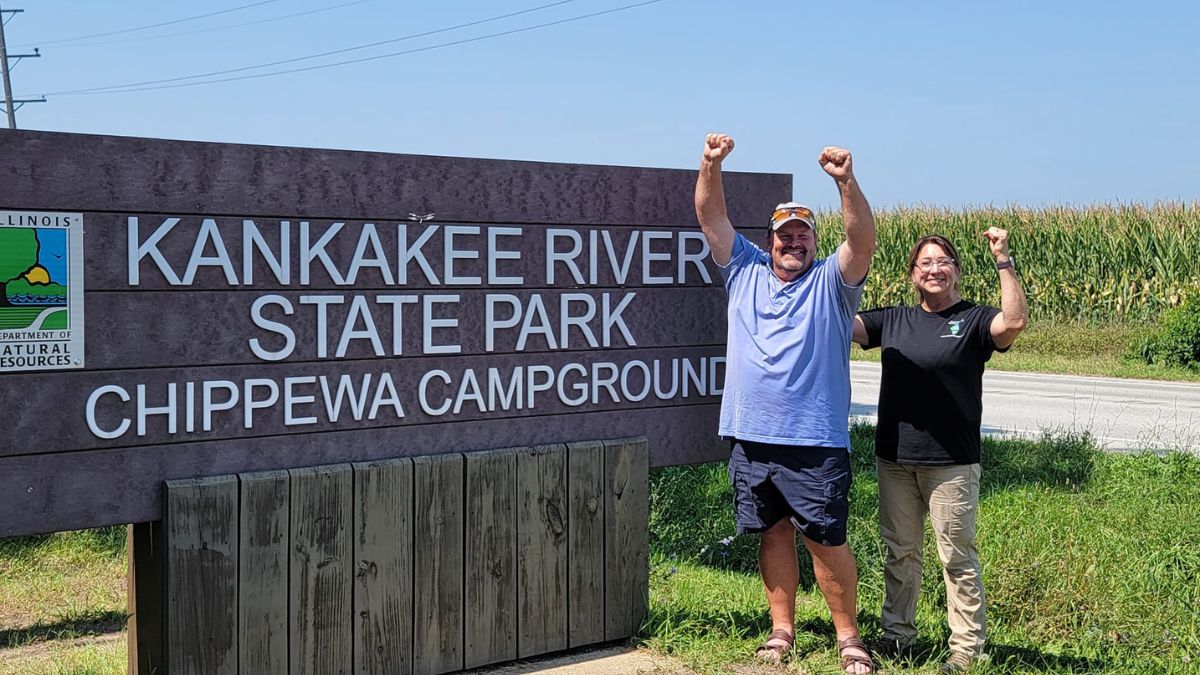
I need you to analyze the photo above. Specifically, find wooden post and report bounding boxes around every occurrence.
[516,443,568,657]
[289,464,353,675]
[566,440,606,648]
[165,476,239,675]
[413,453,465,675]
[239,470,291,675]
[127,521,166,675]
[464,449,518,668]
[352,459,414,675]
[603,438,650,640]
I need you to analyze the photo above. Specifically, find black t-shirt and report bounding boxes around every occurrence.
[859,300,1006,465]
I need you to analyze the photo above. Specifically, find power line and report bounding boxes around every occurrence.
[46,0,587,96]
[41,0,374,49]
[2,3,44,128]
[46,0,666,98]
[16,0,282,48]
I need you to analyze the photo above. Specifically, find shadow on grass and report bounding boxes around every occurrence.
[873,638,1108,673]
[0,609,127,649]
[986,643,1108,673]
[645,602,1111,672]
[847,423,1099,495]
[644,603,770,638]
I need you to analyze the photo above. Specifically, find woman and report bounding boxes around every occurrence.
[852,227,1027,673]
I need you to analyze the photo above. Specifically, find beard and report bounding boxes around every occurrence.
[773,249,810,273]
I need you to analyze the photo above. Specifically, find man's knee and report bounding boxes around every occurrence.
[803,538,854,562]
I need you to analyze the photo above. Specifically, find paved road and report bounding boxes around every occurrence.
[849,362,1200,453]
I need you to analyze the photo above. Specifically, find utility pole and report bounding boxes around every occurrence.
[0,1,43,129]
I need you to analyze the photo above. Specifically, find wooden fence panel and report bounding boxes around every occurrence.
[165,476,239,675]
[147,435,649,674]
[464,449,518,668]
[290,464,353,675]
[603,438,650,640]
[352,459,414,675]
[413,453,465,675]
[566,440,605,648]
[516,444,568,658]
[239,470,290,675]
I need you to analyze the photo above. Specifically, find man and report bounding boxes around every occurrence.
[695,133,876,674]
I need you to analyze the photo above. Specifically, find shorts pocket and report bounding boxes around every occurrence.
[818,467,852,543]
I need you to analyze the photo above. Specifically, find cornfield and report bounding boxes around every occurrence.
[816,202,1200,323]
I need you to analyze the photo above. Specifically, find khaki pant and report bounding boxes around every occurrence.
[877,458,985,657]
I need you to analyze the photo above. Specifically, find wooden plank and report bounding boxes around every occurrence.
[464,449,518,668]
[127,521,166,675]
[0,404,726,538]
[515,443,568,658]
[0,129,788,231]
[1,345,725,456]
[566,440,605,648]
[81,215,730,292]
[78,287,727,369]
[165,476,238,675]
[239,470,290,675]
[352,459,413,675]
[290,464,353,675]
[603,437,650,641]
[413,453,465,675]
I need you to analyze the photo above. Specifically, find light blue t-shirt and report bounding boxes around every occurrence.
[717,233,865,448]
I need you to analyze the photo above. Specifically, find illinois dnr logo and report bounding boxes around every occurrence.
[940,319,965,339]
[0,211,85,372]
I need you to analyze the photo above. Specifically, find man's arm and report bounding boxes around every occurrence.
[984,227,1028,349]
[695,133,738,266]
[822,147,876,285]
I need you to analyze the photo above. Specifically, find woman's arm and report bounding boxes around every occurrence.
[852,315,869,346]
[984,227,1028,349]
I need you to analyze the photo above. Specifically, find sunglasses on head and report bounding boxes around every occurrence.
[770,206,814,228]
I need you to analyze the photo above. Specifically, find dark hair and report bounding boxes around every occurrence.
[906,234,961,273]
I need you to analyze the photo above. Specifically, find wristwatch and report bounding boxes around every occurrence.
[995,256,1014,271]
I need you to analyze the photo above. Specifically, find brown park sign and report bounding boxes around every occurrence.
[0,130,789,537]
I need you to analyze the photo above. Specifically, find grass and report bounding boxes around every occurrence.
[2,430,1198,674]
[645,427,1200,674]
[0,528,127,675]
[852,319,1200,383]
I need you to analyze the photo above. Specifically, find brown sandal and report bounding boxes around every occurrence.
[755,628,794,663]
[838,636,876,674]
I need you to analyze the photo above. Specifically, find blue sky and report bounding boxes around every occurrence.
[5,0,1198,209]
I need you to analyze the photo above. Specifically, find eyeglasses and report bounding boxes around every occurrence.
[770,206,814,228]
[915,257,956,272]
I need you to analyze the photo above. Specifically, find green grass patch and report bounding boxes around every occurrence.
[645,429,1200,673]
[0,527,127,651]
[0,634,126,675]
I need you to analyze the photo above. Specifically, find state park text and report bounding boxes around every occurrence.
[82,216,727,441]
